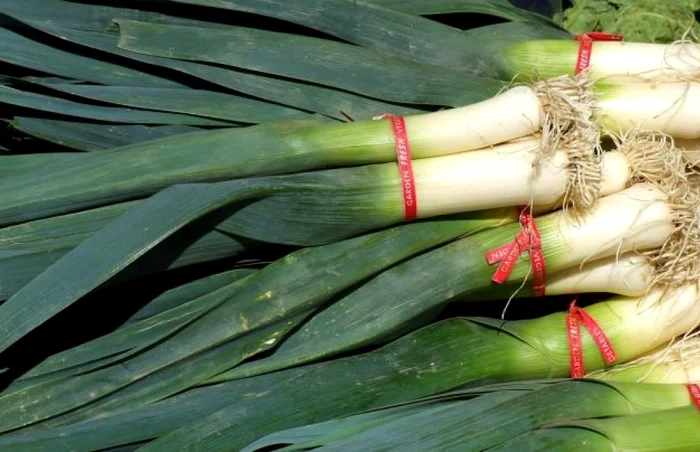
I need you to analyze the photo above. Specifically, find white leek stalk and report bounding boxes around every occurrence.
[537,184,675,271]
[404,86,544,153]
[545,254,654,297]
[496,40,700,81]
[594,81,700,139]
[591,331,700,384]
[410,137,628,218]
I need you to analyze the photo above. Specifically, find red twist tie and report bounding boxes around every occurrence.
[486,239,521,265]
[486,206,546,295]
[688,384,700,412]
[378,114,418,221]
[567,300,618,378]
[526,211,546,297]
[574,32,624,75]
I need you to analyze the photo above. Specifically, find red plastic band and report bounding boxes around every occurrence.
[486,237,522,265]
[490,229,530,284]
[567,311,585,378]
[486,207,546,295]
[574,32,624,75]
[525,211,546,297]
[379,114,418,221]
[567,300,618,378]
[688,384,700,411]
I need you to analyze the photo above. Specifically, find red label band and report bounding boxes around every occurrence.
[567,300,618,378]
[380,114,418,221]
[574,32,624,75]
[485,242,512,265]
[486,207,547,295]
[567,312,585,378]
[486,224,530,265]
[491,236,528,284]
[575,307,617,364]
[522,209,546,296]
[688,384,700,411]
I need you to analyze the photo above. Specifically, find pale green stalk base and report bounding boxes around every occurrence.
[544,254,654,297]
[500,406,700,452]
[495,40,581,81]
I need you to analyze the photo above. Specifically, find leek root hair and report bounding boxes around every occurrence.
[532,73,602,214]
[612,129,700,287]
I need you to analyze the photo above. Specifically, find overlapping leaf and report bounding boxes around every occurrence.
[10,118,199,151]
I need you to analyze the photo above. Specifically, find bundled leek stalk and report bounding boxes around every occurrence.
[0,177,690,434]
[2,283,697,451]
[0,77,590,226]
[493,39,700,146]
[241,379,700,452]
[245,341,700,452]
[0,134,617,248]
[0,129,696,429]
[0,0,540,132]
[0,251,650,398]
[0,119,620,301]
[0,128,621,309]
[134,284,700,452]
[222,136,700,379]
[495,39,700,82]
[495,405,700,451]
[4,68,700,228]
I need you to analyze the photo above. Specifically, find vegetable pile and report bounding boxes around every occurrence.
[0,1,699,450]
[555,0,700,43]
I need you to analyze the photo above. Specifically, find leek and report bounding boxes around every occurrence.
[2,73,697,227]
[215,137,629,245]
[594,81,700,139]
[135,286,700,451]
[0,135,629,299]
[495,405,700,451]
[0,286,697,451]
[222,182,697,380]
[0,76,602,225]
[242,380,700,452]
[495,39,700,82]
[0,180,692,434]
